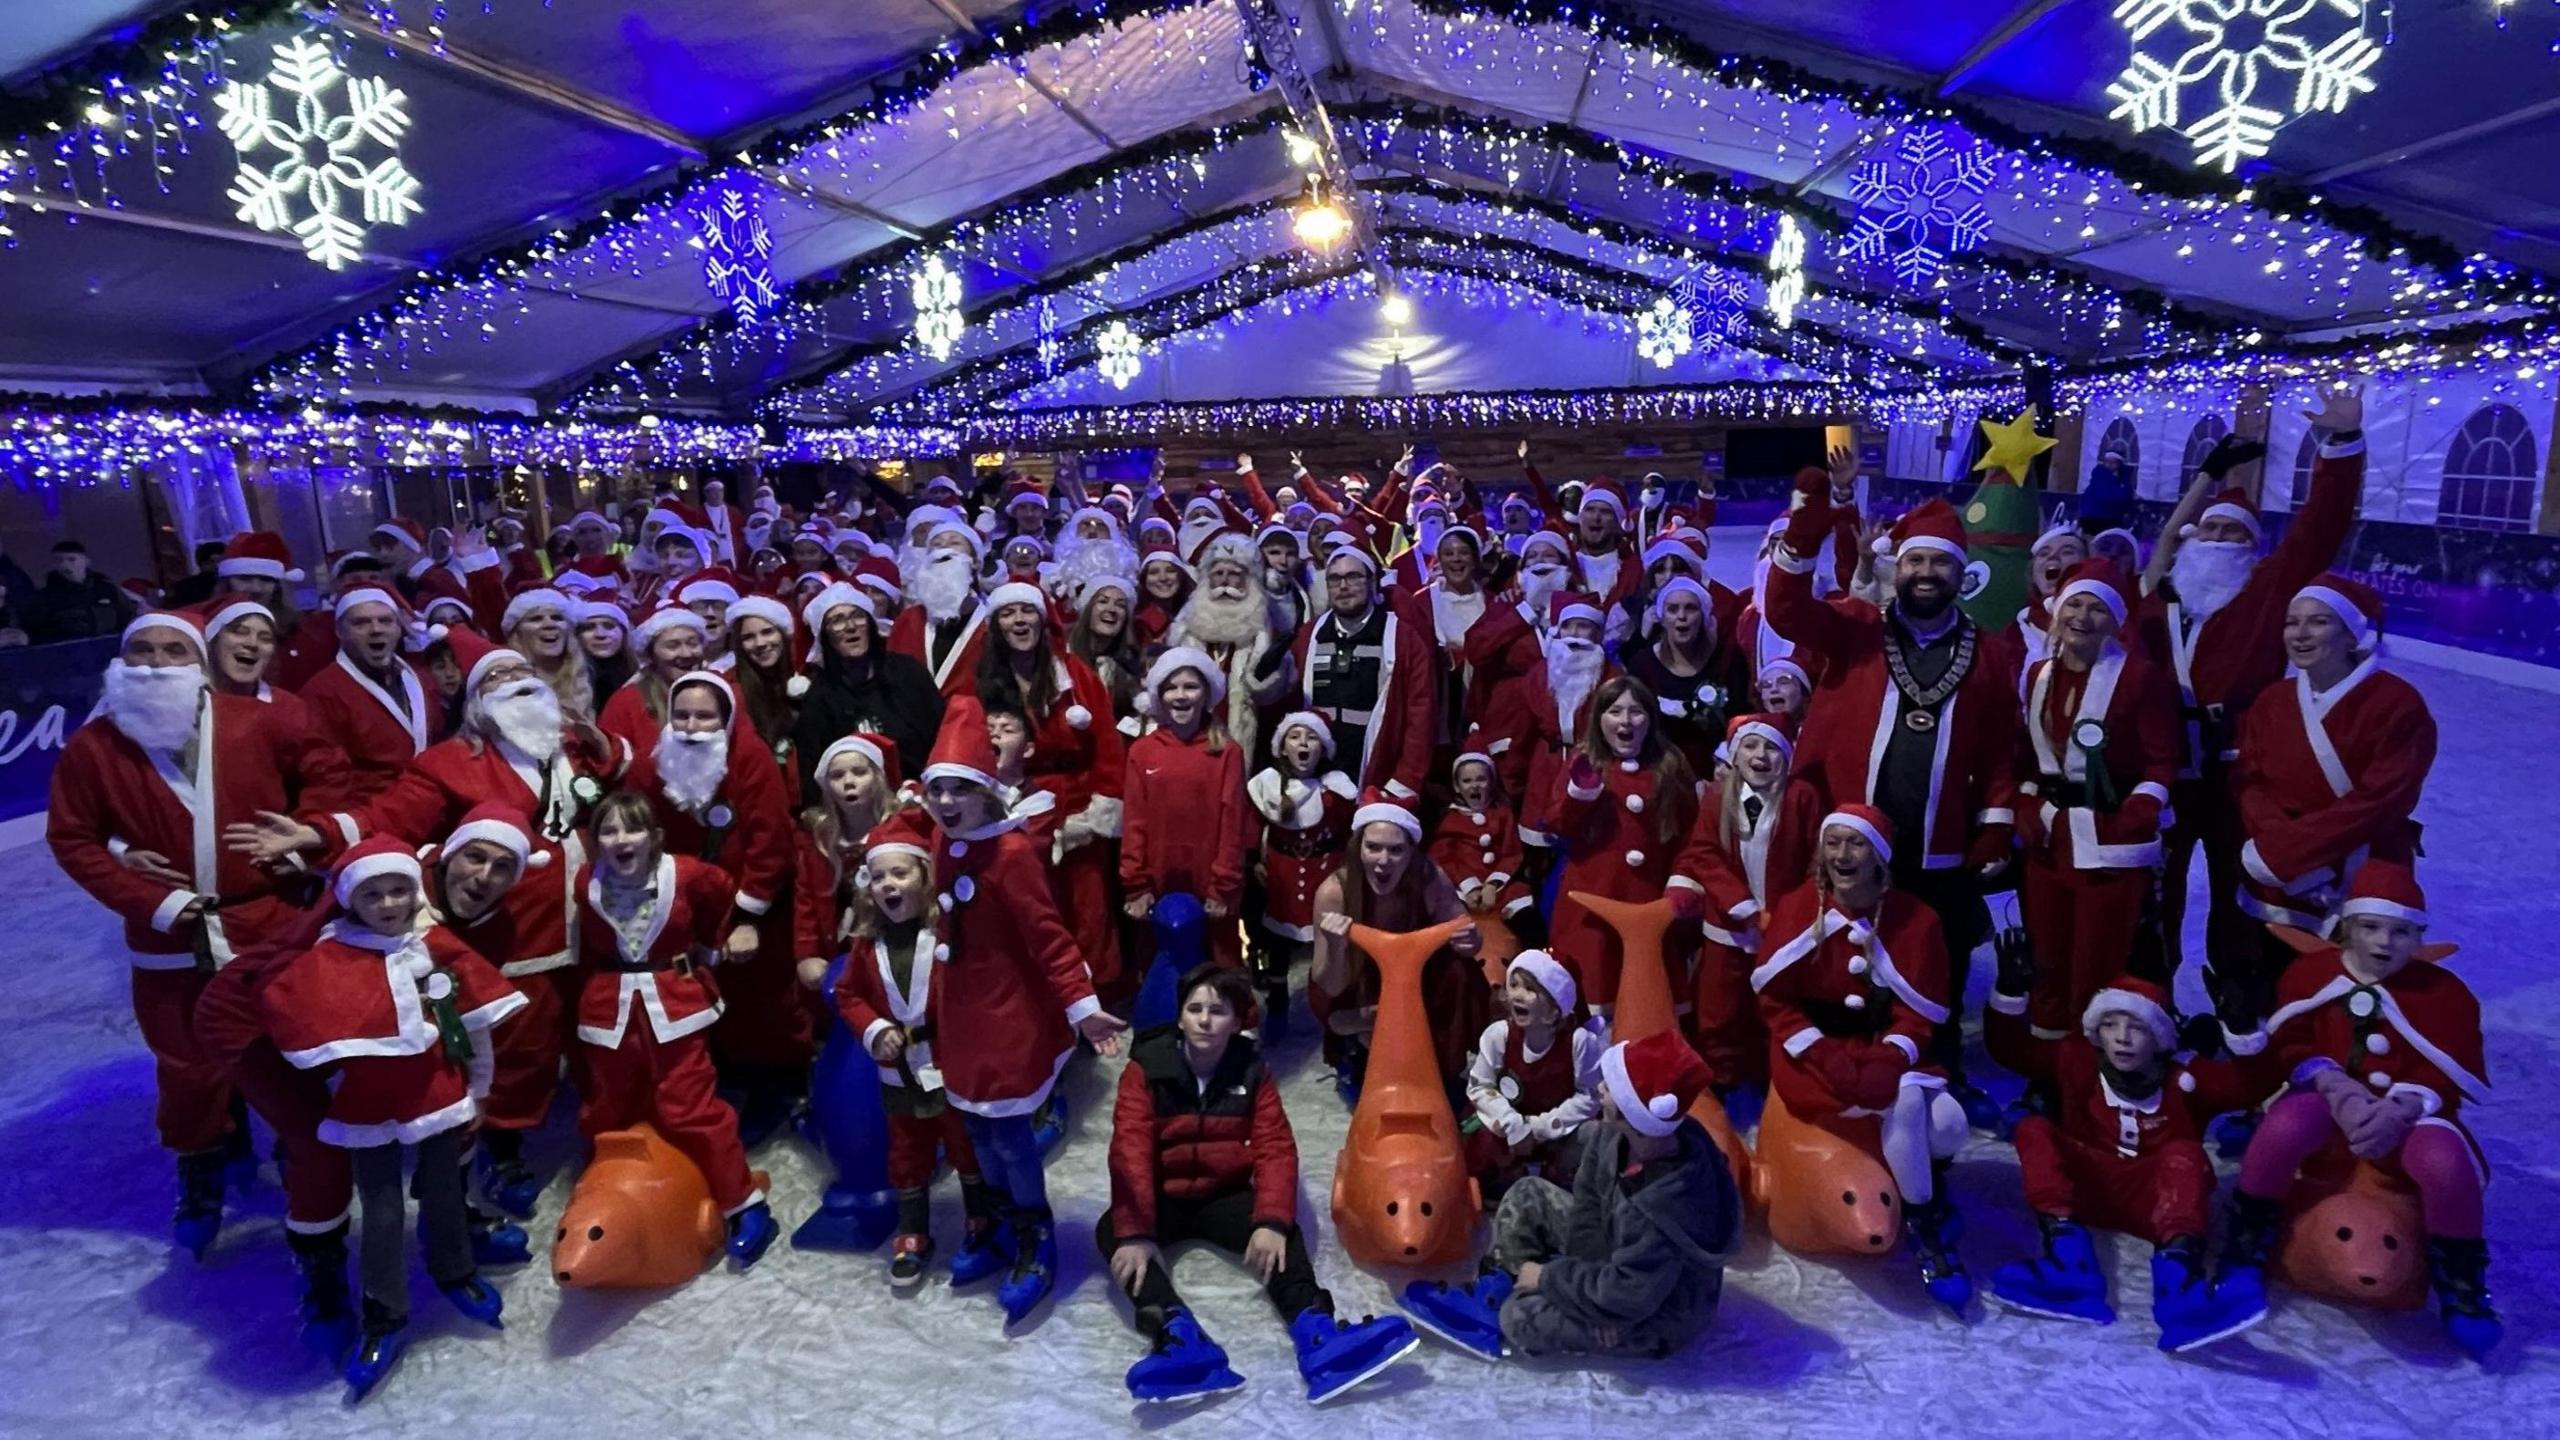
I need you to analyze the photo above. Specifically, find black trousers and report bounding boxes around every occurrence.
[1895,863,1992,1075]
[1095,1188,1328,1333]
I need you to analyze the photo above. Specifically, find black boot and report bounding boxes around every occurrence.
[2215,1189,2285,1287]
[173,1149,227,1259]
[2425,1236,2502,1360]
[287,1224,356,1362]
[1902,1194,1972,1310]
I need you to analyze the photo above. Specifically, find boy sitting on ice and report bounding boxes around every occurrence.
[1403,1030,1739,1360]
[1461,951,1603,1201]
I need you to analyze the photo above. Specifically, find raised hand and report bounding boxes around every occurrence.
[2302,381,2365,433]
[1827,443,1859,496]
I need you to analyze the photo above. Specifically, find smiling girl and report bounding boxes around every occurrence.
[1545,675,1697,1014]
[1121,647,1255,970]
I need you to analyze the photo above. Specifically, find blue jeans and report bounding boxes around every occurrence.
[961,1110,1048,1218]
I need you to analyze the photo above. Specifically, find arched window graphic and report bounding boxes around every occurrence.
[2437,403,2542,533]
[2096,416,2141,477]
[2179,415,2229,482]
[2287,431,2319,511]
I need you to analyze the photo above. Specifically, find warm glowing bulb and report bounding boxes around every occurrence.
[1382,294,1413,326]
[1283,130,1321,168]
[1293,200,1350,249]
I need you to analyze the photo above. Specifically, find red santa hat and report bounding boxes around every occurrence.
[1599,1029,1712,1138]
[630,602,708,653]
[1002,479,1048,513]
[370,516,427,553]
[332,834,424,908]
[853,553,903,605]
[2032,522,2085,558]
[441,802,547,872]
[1758,655,1811,691]
[1518,524,1574,566]
[920,695,1003,792]
[2194,488,2264,542]
[443,627,523,692]
[334,581,444,650]
[2052,558,2130,625]
[985,580,1047,617]
[1548,592,1606,632]
[421,592,474,630]
[1881,498,1967,563]
[1725,711,1795,761]
[2082,976,2179,1055]
[1272,710,1336,759]
[217,529,305,583]
[673,568,745,609]
[860,806,936,866]
[645,500,709,535]
[816,731,901,790]
[725,593,796,644]
[1577,478,1629,522]
[2338,858,2428,928]
[1640,529,1707,573]
[1140,645,1227,712]
[568,508,613,531]
[1451,747,1494,782]
[120,608,205,652]
[1650,575,1712,624]
[1077,572,1135,613]
[1822,803,1895,864]
[203,596,274,641]
[1350,786,1423,842]
[1321,543,1381,576]
[564,553,626,583]
[1505,948,1579,1019]
[500,587,572,632]
[930,524,988,564]
[922,473,964,500]
[2294,573,2385,653]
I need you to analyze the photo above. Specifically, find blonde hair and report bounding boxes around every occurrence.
[512,617,597,720]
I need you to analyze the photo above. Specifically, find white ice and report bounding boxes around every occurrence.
[2,534,2552,1438]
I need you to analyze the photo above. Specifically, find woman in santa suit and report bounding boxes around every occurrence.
[597,603,710,760]
[2216,862,2499,1357]
[722,593,804,792]
[2227,575,2436,1017]
[501,587,595,723]
[1133,539,1193,650]
[974,580,1128,995]
[789,733,901,990]
[571,791,779,1267]
[1668,714,1819,1091]
[1752,806,1972,1306]
[2013,560,2179,1034]
[1620,575,1750,781]
[1543,675,1696,1016]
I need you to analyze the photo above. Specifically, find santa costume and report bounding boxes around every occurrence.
[1120,647,1256,969]
[1247,712,1359,945]
[1669,714,1820,1088]
[300,582,451,801]
[1543,739,1689,1014]
[985,580,1128,991]
[1289,548,1440,801]
[1425,750,1536,926]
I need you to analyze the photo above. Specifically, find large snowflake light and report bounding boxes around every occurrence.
[1634,294,1694,368]
[214,36,419,271]
[2108,0,2383,173]
[1768,214,1808,330]
[912,254,966,360]
[1096,320,1144,390]
[699,186,779,325]
[1841,130,1993,286]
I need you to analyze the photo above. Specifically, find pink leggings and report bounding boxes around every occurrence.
[2238,1090,2484,1239]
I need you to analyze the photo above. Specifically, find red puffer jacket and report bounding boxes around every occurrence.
[1105,1026,1299,1246]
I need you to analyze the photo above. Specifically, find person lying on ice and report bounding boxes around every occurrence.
[2216,860,2499,1358]
[1102,963,1418,1406]
[1400,1029,1740,1361]
[1982,966,2267,1350]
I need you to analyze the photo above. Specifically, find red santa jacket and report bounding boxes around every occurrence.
[888,601,993,699]
[1507,660,1620,843]
[1762,551,2019,870]
[1247,767,1355,941]
[1669,777,1821,946]
[272,608,340,693]
[930,815,1097,1115]
[2136,436,2366,771]
[1983,993,2257,1161]
[2233,659,2435,929]
[262,921,525,1147]
[1544,757,1691,1006]
[2018,645,2178,871]
[301,651,447,801]
[1426,797,1534,919]
[1106,1026,1299,1246]
[1289,605,1439,802]
[2257,947,2487,1149]
[597,673,776,787]
[49,695,353,964]
[790,826,855,966]
[324,727,625,975]
[1753,885,1952,1115]
[1459,596,1545,727]
[832,924,952,1091]
[1019,655,1126,843]
[624,737,796,922]
[572,854,737,1048]
[1120,726,1251,912]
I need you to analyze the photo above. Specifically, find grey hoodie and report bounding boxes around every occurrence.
[1501,1118,1741,1357]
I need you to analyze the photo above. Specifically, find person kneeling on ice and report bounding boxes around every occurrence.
[1462,951,1604,1202]
[1983,966,2267,1350]
[258,837,527,1400]
[1403,1029,1738,1360]
[2216,861,2499,1358]
[1104,964,1418,1406]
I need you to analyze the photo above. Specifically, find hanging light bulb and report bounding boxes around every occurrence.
[1293,196,1351,251]
[1381,292,1413,326]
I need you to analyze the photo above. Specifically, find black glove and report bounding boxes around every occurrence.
[1992,924,2035,998]
[2198,435,2268,483]
[1252,641,1290,681]
[2176,1012,2226,1060]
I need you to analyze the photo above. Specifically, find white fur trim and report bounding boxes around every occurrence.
[2082,986,2178,1051]
[1352,800,1422,841]
[1821,810,1892,865]
[1599,1042,1682,1136]
[1505,949,1577,1016]
[2294,583,2376,651]
[333,850,423,907]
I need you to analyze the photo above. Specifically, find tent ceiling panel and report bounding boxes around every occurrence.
[1333,0,1606,122]
[340,289,697,396]
[0,220,377,376]
[1032,3,1260,143]
[0,1,163,84]
[780,61,1111,230]
[1643,0,2042,80]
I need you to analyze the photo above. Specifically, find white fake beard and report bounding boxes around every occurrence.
[655,728,730,813]
[475,677,565,761]
[103,661,205,752]
[1048,536,1135,599]
[1548,637,1604,738]
[1581,549,1623,598]
[1519,561,1568,616]
[1174,583,1272,649]
[910,550,979,623]
[2171,540,2255,620]
[1413,515,1445,556]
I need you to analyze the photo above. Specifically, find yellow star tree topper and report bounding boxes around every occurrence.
[1973,405,2058,479]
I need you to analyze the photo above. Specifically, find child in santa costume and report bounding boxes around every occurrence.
[1121,647,1256,970]
[916,696,1130,1327]
[791,731,902,988]
[1753,805,1973,1307]
[1247,710,1359,1027]
[1983,971,2267,1350]
[1403,1030,1739,1361]
[1427,749,1539,941]
[1309,790,1488,1103]
[2217,861,2498,1357]
[984,699,1061,850]
[2013,559,2178,1035]
[1669,713,1820,1093]
[1546,675,1698,1014]
[572,791,780,1269]
[1104,963,1421,1406]
[258,838,525,1399]
[830,809,1004,1289]
[1462,951,1604,1201]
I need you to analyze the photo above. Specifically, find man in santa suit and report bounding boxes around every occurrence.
[1289,546,1439,803]
[1264,448,1411,561]
[1392,521,1494,761]
[486,515,549,596]
[1565,478,1643,611]
[1735,452,1869,687]
[367,517,438,603]
[1752,806,1972,1305]
[2014,560,2178,1037]
[699,478,751,569]
[1458,526,1576,727]
[1165,532,1292,761]
[47,609,355,1255]
[2136,386,2363,1024]
[301,581,452,801]
[889,525,994,696]
[563,509,628,586]
[227,627,625,1214]
[1764,494,2019,1108]
[673,568,743,664]
[2228,574,2435,962]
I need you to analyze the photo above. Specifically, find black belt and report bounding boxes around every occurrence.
[2033,776,2115,812]
[601,956,692,977]
[1267,824,1345,859]
[1800,997,1888,1037]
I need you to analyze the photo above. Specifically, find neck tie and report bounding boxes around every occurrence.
[1743,794,1764,832]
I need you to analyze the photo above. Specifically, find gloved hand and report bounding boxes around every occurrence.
[1781,489,1835,559]
[1843,1042,1909,1112]
[1566,752,1602,797]
[2345,1091,2421,1159]
[1991,924,2035,999]
[2198,434,2269,483]
[1666,884,1705,923]
[1805,1038,1864,1103]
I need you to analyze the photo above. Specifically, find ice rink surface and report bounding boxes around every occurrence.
[3,552,2552,1438]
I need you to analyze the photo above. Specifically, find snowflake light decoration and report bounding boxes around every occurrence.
[1096,320,1144,390]
[1694,269,1751,342]
[214,35,420,271]
[1635,294,1694,369]
[699,186,779,325]
[1841,129,1993,286]
[2107,0,2382,173]
[1767,214,1808,330]
[912,254,966,360]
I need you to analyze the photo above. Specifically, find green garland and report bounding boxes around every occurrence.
[0,0,305,136]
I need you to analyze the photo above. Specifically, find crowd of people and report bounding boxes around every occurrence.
[43,383,2496,1407]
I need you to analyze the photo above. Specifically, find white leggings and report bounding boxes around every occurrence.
[1879,1085,1969,1205]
